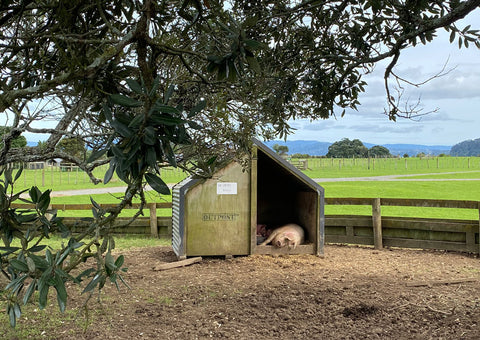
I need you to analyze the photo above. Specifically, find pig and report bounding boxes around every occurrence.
[259,223,305,249]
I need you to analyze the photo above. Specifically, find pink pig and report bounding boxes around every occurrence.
[259,223,305,249]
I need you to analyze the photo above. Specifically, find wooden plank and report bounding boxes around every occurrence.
[325,235,373,246]
[381,198,478,209]
[383,238,469,252]
[153,257,202,271]
[382,218,477,233]
[325,197,373,206]
[325,216,372,226]
[254,244,315,255]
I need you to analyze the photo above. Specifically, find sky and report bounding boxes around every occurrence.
[287,10,480,146]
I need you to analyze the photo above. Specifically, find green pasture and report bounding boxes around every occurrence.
[303,156,480,178]
[3,234,170,251]
[11,164,187,192]
[7,157,480,221]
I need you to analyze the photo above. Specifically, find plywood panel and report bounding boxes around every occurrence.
[185,162,250,256]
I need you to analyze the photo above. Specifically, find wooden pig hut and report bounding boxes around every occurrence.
[172,138,324,259]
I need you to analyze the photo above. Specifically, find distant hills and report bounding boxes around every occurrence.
[26,139,453,157]
[450,138,480,156]
[263,140,451,157]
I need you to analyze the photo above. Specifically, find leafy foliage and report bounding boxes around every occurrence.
[369,145,392,158]
[326,139,392,158]
[56,137,86,160]
[327,139,369,158]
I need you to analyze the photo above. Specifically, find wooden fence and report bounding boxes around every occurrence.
[13,198,480,254]
[12,203,173,238]
[325,198,480,254]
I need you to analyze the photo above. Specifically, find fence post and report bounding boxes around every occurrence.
[372,198,383,249]
[149,203,158,237]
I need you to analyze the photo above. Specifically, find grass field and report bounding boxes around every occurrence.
[303,156,480,178]
[11,165,188,192]
[7,157,480,220]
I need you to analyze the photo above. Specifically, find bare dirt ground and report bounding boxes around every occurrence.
[4,244,480,339]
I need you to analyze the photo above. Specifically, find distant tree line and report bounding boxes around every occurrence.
[273,138,393,158]
[326,138,391,158]
[450,138,480,156]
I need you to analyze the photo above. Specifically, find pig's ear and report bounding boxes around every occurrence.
[284,232,294,240]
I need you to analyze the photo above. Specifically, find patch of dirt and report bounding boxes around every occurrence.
[10,245,480,339]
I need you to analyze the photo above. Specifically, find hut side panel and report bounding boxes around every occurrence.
[185,162,250,256]
[295,191,318,246]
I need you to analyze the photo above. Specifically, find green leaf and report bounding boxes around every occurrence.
[112,119,133,138]
[110,94,142,107]
[145,146,157,168]
[0,246,20,256]
[152,101,180,115]
[54,274,67,313]
[28,254,49,270]
[10,259,29,272]
[102,103,113,124]
[115,255,125,268]
[5,274,28,292]
[29,186,41,203]
[145,173,170,195]
[14,165,23,182]
[37,189,51,214]
[105,252,116,273]
[111,145,125,159]
[4,168,12,187]
[38,282,49,310]
[26,256,36,272]
[149,76,161,97]
[8,304,16,327]
[55,248,71,266]
[82,273,102,294]
[143,126,157,145]
[128,113,145,128]
[126,79,143,95]
[45,249,53,265]
[23,279,37,305]
[104,160,116,184]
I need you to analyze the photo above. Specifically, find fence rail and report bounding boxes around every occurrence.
[12,198,480,254]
